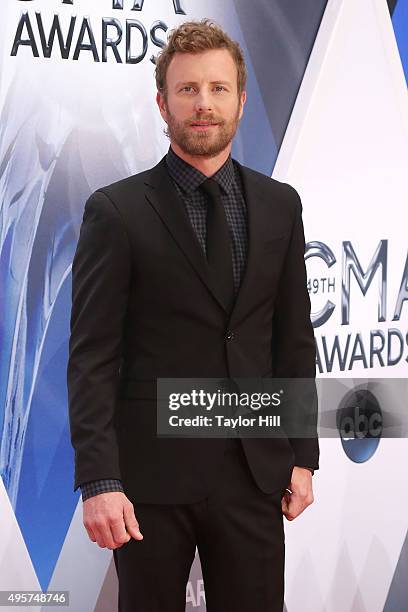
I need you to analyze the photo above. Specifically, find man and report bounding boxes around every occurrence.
[68,18,319,612]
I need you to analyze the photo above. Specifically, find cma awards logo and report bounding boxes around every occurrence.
[11,0,186,63]
[306,240,408,373]
[337,386,382,462]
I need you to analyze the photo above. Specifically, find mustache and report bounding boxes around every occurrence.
[186,116,224,125]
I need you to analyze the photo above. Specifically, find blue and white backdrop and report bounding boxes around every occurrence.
[0,0,407,610]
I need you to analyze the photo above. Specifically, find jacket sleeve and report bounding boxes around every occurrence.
[271,185,320,471]
[67,190,131,492]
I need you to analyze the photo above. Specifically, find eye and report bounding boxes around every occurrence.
[214,85,227,92]
[180,86,195,93]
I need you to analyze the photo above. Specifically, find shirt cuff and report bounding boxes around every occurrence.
[80,479,124,501]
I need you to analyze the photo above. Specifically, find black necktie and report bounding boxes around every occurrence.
[200,178,234,313]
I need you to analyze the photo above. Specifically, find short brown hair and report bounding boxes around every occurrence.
[155,19,247,98]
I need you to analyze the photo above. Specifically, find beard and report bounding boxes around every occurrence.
[164,102,241,158]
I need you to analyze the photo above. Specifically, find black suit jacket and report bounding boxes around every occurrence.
[67,155,319,503]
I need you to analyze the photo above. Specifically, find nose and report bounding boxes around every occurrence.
[194,90,212,114]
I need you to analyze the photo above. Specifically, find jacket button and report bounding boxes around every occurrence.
[226,329,235,341]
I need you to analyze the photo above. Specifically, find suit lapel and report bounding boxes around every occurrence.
[144,156,230,313]
[228,161,272,326]
[143,155,272,323]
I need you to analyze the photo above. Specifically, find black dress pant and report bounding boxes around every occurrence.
[113,438,286,611]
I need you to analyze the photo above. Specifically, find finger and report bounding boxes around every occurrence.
[91,523,108,548]
[281,491,291,517]
[286,493,305,520]
[283,491,299,520]
[93,520,118,549]
[85,526,97,542]
[123,503,143,540]
[101,521,118,550]
[84,515,105,546]
[110,516,131,548]
[281,487,290,502]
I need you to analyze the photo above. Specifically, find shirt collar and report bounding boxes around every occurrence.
[165,145,234,196]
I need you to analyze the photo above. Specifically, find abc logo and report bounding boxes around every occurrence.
[337,388,382,462]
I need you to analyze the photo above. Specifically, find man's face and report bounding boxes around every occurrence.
[157,48,246,158]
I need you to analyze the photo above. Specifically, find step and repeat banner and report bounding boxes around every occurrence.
[0,0,407,611]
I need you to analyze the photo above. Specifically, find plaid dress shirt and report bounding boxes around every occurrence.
[79,146,312,501]
[165,145,248,294]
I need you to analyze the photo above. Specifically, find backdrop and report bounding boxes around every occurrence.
[0,1,407,610]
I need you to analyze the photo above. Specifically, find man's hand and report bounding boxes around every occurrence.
[281,466,314,521]
[83,492,143,549]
